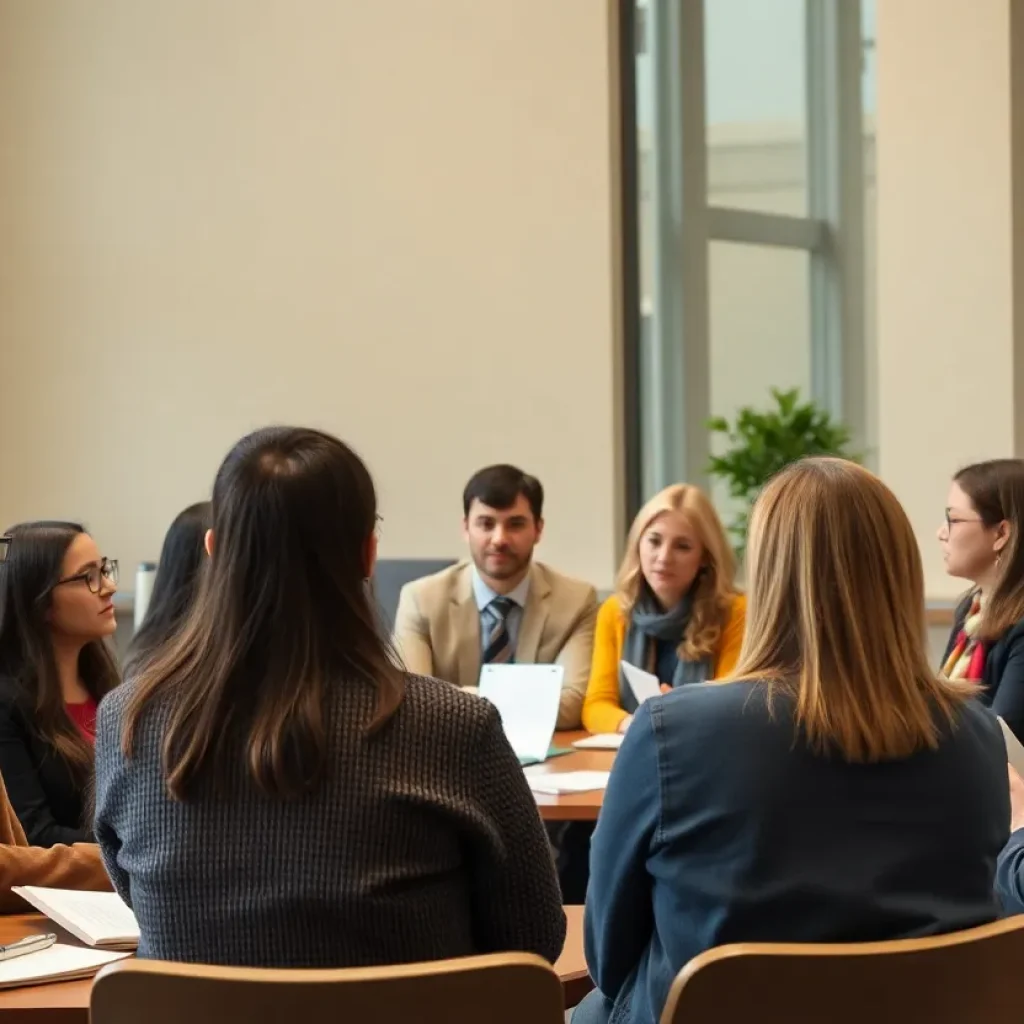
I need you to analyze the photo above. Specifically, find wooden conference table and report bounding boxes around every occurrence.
[528,730,615,822]
[0,906,590,1021]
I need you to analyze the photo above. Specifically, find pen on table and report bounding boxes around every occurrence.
[0,933,57,962]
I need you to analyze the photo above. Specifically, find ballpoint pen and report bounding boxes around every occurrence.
[0,933,57,962]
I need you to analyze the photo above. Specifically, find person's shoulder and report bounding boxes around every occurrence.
[720,591,747,630]
[1000,614,1024,645]
[667,677,765,708]
[596,592,624,621]
[0,674,30,721]
[653,678,774,731]
[949,695,1004,747]
[95,678,135,730]
[932,700,1008,790]
[950,591,975,628]
[0,674,22,706]
[533,562,597,604]
[96,677,165,741]
[396,672,501,733]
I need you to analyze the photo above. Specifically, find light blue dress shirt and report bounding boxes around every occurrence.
[472,567,531,660]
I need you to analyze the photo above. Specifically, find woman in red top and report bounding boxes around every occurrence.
[0,523,119,846]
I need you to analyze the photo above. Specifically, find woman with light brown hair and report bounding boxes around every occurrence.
[581,483,745,735]
[575,458,1009,1024]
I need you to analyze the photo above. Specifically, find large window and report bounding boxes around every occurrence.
[706,0,808,215]
[630,0,871,510]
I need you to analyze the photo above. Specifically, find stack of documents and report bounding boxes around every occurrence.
[0,943,129,989]
[12,888,139,950]
[572,734,623,750]
[621,661,662,704]
[1000,716,1024,774]
[526,771,611,795]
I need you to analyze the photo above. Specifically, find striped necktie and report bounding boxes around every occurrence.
[483,596,514,664]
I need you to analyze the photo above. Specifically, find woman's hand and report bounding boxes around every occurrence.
[659,683,672,694]
[1009,764,1024,833]
[617,714,633,734]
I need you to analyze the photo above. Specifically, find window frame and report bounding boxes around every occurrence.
[626,0,866,516]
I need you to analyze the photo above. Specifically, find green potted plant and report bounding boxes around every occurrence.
[707,387,858,561]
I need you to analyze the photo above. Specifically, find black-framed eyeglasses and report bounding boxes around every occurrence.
[945,509,983,530]
[54,559,119,595]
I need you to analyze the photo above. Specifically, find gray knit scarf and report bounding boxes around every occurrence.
[618,587,713,712]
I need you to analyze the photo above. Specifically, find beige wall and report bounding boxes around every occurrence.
[0,1,625,591]
[877,0,1024,598]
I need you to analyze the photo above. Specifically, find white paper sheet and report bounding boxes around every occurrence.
[999,716,1024,775]
[526,771,611,795]
[572,733,624,750]
[620,661,662,705]
[0,943,129,989]
[478,664,563,764]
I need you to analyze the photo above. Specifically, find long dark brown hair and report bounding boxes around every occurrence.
[0,521,120,785]
[125,501,211,677]
[954,459,1024,641]
[120,426,405,801]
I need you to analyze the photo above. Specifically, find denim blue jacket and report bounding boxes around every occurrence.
[996,828,1024,913]
[583,681,1009,1024]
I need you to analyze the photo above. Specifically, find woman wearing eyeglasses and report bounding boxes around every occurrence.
[0,522,119,846]
[938,460,1024,740]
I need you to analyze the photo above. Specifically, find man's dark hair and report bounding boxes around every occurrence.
[462,465,544,521]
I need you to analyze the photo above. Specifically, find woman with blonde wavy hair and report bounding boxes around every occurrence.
[581,484,745,735]
[575,458,1009,1024]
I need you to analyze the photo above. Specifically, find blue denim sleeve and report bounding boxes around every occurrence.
[584,700,660,997]
[995,827,1024,916]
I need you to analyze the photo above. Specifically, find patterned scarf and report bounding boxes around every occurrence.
[941,592,986,681]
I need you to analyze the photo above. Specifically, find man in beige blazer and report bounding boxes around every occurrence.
[393,465,598,730]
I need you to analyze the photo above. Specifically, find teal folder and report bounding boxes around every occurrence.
[518,745,574,767]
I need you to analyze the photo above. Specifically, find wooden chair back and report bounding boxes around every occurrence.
[661,915,1024,1024]
[90,951,564,1024]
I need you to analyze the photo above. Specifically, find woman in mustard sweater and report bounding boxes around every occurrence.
[582,483,746,735]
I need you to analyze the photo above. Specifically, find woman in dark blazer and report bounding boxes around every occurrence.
[94,426,565,969]
[938,459,1024,739]
[0,523,119,847]
[575,459,1009,1024]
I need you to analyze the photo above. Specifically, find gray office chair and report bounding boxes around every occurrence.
[372,558,456,630]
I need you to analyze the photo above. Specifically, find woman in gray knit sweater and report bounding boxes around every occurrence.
[94,425,565,969]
